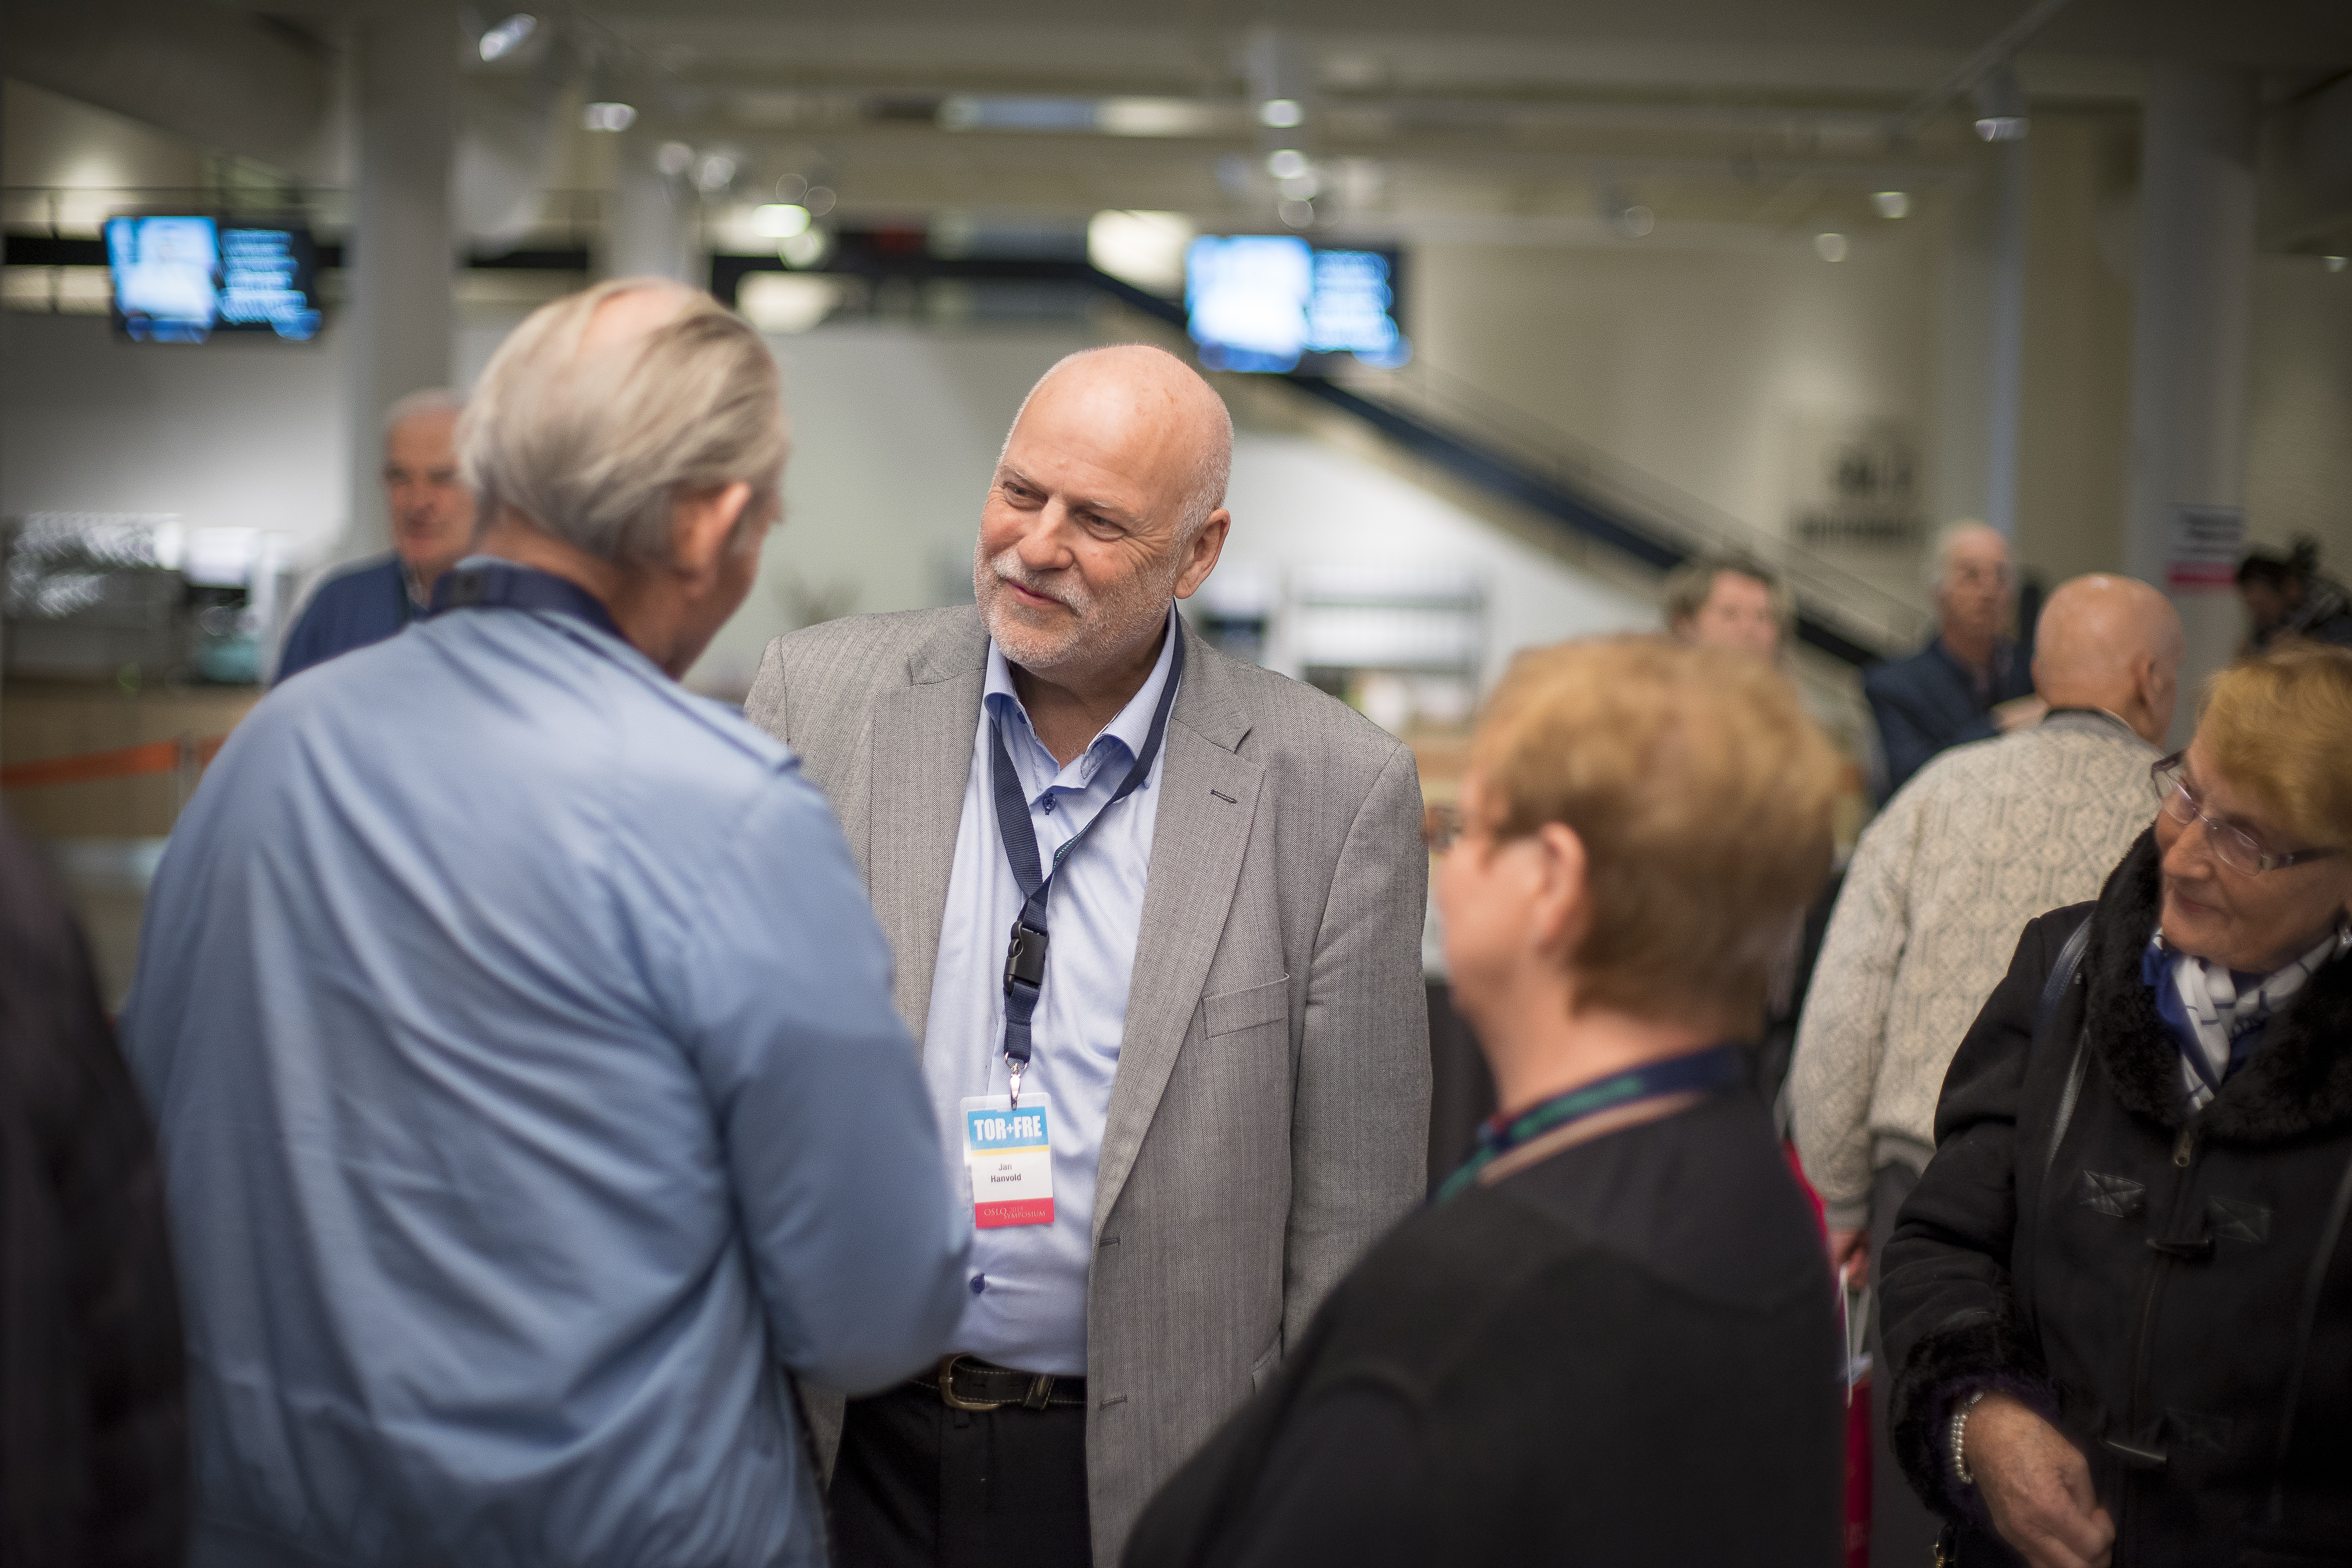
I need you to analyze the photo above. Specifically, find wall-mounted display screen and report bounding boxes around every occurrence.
[104,216,323,343]
[1184,235,1408,374]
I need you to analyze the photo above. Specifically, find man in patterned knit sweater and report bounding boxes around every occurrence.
[1791,573,2182,1565]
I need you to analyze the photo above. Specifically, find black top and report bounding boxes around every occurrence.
[1125,1090,1842,1568]
[1863,636,2035,804]
[0,814,187,1564]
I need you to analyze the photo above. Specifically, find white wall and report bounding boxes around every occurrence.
[0,312,350,551]
[686,321,1659,696]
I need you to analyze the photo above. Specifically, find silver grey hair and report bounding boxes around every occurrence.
[1924,519,2011,594]
[1000,344,1234,539]
[382,387,464,443]
[459,278,788,563]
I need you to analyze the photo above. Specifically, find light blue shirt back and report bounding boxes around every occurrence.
[122,599,967,1568]
[922,612,1178,1375]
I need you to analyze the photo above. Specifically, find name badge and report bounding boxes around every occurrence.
[961,1094,1054,1229]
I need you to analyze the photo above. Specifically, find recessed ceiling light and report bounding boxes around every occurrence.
[478,13,537,62]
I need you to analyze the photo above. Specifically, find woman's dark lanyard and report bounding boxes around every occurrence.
[1434,1044,1744,1203]
[992,626,1185,1108]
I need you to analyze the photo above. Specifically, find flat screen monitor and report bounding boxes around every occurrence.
[105,216,323,342]
[1184,235,1408,374]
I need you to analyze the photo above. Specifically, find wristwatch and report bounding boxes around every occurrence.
[1951,1389,1990,1485]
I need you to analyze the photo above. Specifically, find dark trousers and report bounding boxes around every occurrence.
[1870,1161,1946,1566]
[831,1378,1092,1568]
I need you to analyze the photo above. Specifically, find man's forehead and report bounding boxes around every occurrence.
[386,409,457,459]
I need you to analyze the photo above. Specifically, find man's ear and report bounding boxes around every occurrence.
[1173,510,1231,600]
[670,482,755,579]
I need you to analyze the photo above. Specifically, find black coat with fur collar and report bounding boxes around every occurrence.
[1882,829,2352,1567]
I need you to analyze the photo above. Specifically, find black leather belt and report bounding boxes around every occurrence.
[918,1354,1087,1411]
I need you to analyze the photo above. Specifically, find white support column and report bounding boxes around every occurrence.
[345,2,456,558]
[604,137,695,283]
[1984,137,2030,540]
[2123,65,2258,746]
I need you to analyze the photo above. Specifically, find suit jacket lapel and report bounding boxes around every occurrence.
[868,612,987,1048]
[1093,622,1261,1238]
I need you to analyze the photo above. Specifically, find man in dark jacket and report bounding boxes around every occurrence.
[275,389,474,683]
[1866,522,2042,802]
[0,814,186,1565]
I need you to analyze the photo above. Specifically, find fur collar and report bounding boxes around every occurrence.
[2081,829,2352,1143]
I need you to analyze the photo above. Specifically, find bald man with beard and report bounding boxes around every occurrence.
[744,344,1430,1568]
[1791,573,2184,1564]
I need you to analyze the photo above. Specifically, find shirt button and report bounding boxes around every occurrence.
[1041,797,1055,814]
[970,1274,987,1295]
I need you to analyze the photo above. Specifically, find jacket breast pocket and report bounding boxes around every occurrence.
[1203,975,1290,1039]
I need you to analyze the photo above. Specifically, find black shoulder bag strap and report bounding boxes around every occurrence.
[2038,915,2095,1185]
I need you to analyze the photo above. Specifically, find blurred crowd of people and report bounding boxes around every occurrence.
[5,276,2350,1568]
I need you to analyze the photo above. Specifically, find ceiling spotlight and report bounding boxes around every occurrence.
[1815,232,1849,262]
[655,141,694,177]
[775,173,810,204]
[1278,198,1315,228]
[1872,190,1911,219]
[753,203,812,238]
[779,227,831,269]
[1278,172,1323,201]
[1258,98,1305,129]
[1266,149,1309,180]
[2326,255,2349,273]
[581,102,637,133]
[1603,191,1654,239]
[478,13,537,62]
[804,185,837,218]
[1972,62,2029,142]
[692,152,739,194]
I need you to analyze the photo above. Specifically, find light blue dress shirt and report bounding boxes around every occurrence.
[922,610,1178,1376]
[122,595,968,1568]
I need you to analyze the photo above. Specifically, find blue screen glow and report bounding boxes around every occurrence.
[106,216,323,343]
[1185,235,1408,374]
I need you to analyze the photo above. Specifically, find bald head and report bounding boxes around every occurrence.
[2032,574,2185,745]
[974,343,1235,700]
[1009,344,1234,538]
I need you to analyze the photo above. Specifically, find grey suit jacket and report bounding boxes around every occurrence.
[743,605,1430,1563]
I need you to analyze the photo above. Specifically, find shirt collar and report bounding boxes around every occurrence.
[984,604,1181,769]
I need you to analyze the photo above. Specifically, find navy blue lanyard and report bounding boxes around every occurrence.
[1435,1044,1744,1203]
[426,559,626,642]
[991,623,1185,1105]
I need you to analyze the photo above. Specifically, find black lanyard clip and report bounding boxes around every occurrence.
[1004,920,1050,996]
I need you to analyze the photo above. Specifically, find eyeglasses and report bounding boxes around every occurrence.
[1422,802,1466,853]
[2150,753,2343,876]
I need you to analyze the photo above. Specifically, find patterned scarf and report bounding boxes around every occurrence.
[2147,921,2352,1111]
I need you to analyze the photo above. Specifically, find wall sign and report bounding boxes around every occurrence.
[2165,504,2243,592]
[1786,414,1925,547]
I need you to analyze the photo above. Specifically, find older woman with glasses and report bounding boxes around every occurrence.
[1882,643,2352,1568]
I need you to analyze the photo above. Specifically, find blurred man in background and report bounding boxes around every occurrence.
[1866,522,2043,802]
[1791,573,2182,1566]
[1663,553,1789,662]
[274,388,474,682]
[2237,536,2352,653]
[0,813,186,1567]
[125,279,965,1568]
